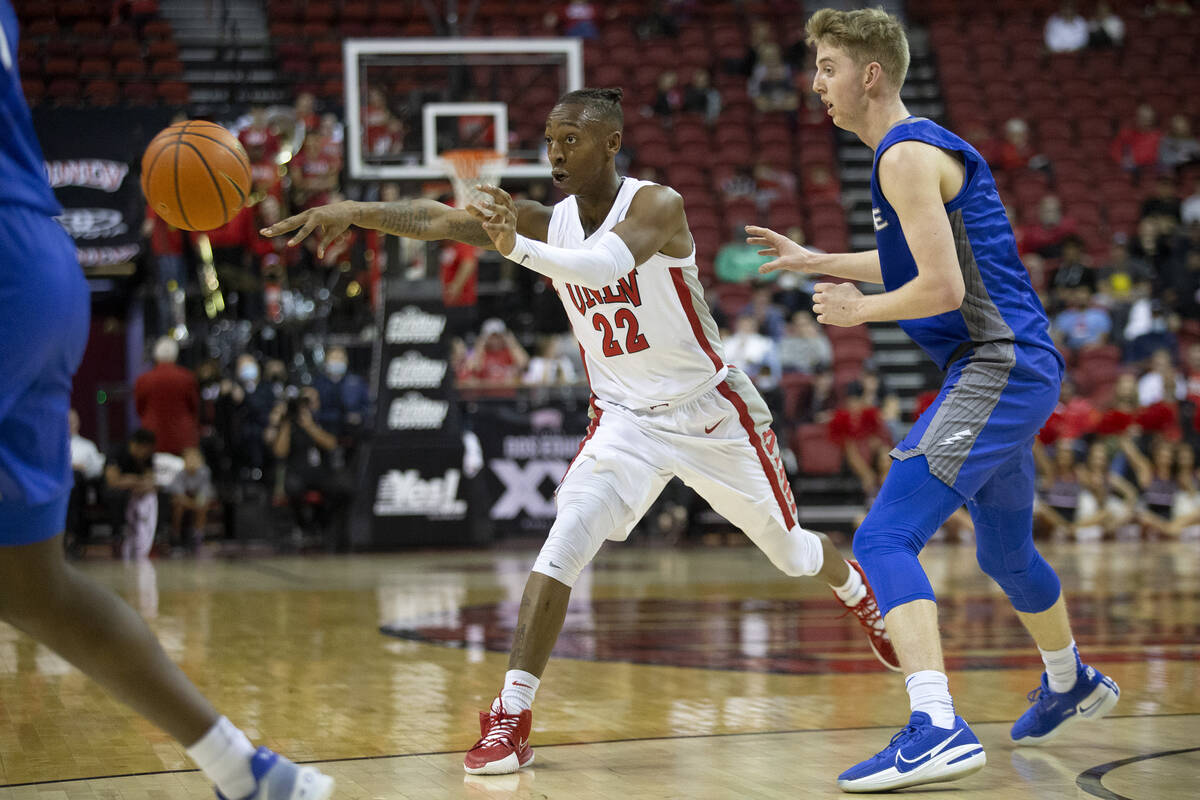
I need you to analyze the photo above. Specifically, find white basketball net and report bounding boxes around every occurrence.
[439,149,507,210]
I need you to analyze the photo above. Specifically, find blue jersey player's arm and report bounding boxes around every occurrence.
[811,141,967,327]
[747,226,883,284]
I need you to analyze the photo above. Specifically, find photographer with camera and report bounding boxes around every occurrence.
[265,387,353,551]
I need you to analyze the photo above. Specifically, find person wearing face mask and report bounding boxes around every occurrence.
[313,346,369,439]
[230,354,274,480]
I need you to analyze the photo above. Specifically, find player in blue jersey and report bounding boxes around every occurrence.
[0,5,330,799]
[749,7,1119,793]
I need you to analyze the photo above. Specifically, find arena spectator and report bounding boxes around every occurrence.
[723,313,779,381]
[268,387,353,551]
[1087,1,1125,48]
[238,106,281,164]
[1111,104,1165,177]
[439,239,480,337]
[317,113,344,168]
[828,380,892,496]
[651,71,683,118]
[167,446,213,552]
[1026,194,1079,258]
[104,428,158,560]
[1138,348,1187,406]
[555,0,599,38]
[721,166,759,205]
[748,44,798,113]
[134,336,198,456]
[1035,439,1082,536]
[1122,274,1175,361]
[1097,235,1153,300]
[1122,438,1195,537]
[682,69,721,123]
[460,318,530,386]
[293,91,319,134]
[1140,175,1182,224]
[1050,236,1097,297]
[524,336,578,385]
[779,311,832,374]
[741,19,776,76]
[229,353,274,478]
[1053,286,1112,351]
[715,221,773,283]
[314,346,369,438]
[1044,1,1089,52]
[1043,379,1101,441]
[66,409,105,556]
[1159,114,1200,173]
[991,118,1050,173]
[1073,441,1138,540]
[291,134,341,210]
[1185,342,1200,404]
[1182,183,1200,226]
[741,286,787,340]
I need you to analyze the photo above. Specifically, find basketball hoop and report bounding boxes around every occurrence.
[439,149,508,210]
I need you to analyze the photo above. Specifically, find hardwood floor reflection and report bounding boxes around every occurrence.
[0,541,1196,798]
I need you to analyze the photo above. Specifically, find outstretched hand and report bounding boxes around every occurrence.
[745,225,820,274]
[260,200,356,258]
[466,185,517,256]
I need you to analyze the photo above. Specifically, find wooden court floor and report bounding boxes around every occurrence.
[0,540,1196,799]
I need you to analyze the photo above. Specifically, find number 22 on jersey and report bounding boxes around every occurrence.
[592,309,649,357]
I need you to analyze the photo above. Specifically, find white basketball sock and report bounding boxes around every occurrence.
[905,671,956,729]
[499,669,540,713]
[185,716,257,800]
[831,561,866,605]
[1039,640,1080,693]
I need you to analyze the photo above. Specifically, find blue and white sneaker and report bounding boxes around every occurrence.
[837,712,986,793]
[216,747,334,800]
[1011,661,1120,745]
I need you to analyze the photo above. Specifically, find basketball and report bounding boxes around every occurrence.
[141,120,252,231]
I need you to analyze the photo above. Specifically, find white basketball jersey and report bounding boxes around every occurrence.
[548,178,728,411]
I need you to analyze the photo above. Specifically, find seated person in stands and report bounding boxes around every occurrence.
[67,409,106,556]
[104,428,159,561]
[314,345,369,439]
[267,388,353,551]
[779,311,832,374]
[167,446,213,553]
[828,380,892,498]
[1052,286,1112,352]
[459,318,530,387]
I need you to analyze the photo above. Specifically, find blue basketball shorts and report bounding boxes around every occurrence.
[0,204,91,546]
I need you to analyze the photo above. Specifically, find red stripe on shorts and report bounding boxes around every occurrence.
[669,267,723,372]
[716,381,797,530]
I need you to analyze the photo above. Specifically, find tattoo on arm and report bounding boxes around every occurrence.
[446,216,494,248]
[376,204,432,237]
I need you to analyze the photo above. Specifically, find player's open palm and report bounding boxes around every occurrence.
[467,185,517,256]
[745,225,819,274]
[260,201,356,258]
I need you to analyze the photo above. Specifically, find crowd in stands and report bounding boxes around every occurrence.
[39,0,1198,551]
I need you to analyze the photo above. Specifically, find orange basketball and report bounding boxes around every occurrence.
[141,120,253,231]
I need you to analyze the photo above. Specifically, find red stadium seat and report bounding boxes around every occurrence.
[157,81,191,106]
[150,59,184,78]
[122,81,157,106]
[79,58,110,78]
[114,58,146,77]
[20,79,43,105]
[795,423,844,476]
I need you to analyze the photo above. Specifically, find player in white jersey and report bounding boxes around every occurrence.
[263,87,899,776]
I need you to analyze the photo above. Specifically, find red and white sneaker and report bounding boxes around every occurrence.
[463,699,534,775]
[836,560,902,672]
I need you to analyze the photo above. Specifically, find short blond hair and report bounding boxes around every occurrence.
[806,7,910,89]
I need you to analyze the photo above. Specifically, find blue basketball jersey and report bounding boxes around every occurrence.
[0,0,61,218]
[870,117,1057,369]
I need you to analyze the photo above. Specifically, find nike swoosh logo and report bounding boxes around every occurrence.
[511,681,533,689]
[518,736,529,750]
[705,419,725,434]
[1079,695,1105,715]
[895,728,962,772]
[521,254,530,266]
[549,561,562,569]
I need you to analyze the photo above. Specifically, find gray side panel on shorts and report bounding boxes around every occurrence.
[889,210,1016,487]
